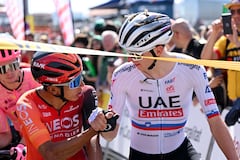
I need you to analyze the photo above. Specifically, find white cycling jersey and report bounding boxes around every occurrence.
[109,53,219,154]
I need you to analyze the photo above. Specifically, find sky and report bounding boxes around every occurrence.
[28,0,109,15]
[0,0,109,15]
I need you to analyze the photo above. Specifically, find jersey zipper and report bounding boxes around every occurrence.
[156,79,163,154]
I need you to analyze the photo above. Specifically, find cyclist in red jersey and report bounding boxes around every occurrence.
[90,11,239,160]
[15,52,109,160]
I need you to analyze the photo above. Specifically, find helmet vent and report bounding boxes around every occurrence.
[48,62,74,71]
[0,50,6,58]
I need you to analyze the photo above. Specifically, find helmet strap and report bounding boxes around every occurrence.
[148,49,157,70]
[54,86,68,102]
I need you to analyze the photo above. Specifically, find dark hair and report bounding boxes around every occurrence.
[72,34,89,47]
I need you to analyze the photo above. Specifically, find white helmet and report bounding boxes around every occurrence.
[118,11,173,54]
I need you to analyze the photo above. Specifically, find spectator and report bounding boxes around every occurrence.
[201,0,240,126]
[96,30,123,109]
[172,18,227,110]
[21,32,35,64]
[72,34,98,87]
[39,34,48,43]
[171,18,203,59]
[97,30,119,89]
[90,35,104,51]
[71,34,89,49]
[94,18,106,35]
[104,20,119,33]
[85,35,104,88]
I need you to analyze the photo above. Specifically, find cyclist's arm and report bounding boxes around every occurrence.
[38,128,98,160]
[0,109,12,149]
[84,134,103,160]
[81,87,103,160]
[208,116,239,159]
[193,65,238,159]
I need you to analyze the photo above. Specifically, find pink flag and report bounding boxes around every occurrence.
[5,0,25,40]
[53,0,75,46]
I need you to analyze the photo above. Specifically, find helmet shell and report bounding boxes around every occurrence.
[31,52,83,85]
[0,50,20,63]
[118,11,173,54]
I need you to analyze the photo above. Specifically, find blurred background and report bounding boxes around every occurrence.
[0,0,230,43]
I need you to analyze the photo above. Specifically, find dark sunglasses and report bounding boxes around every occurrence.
[0,61,20,74]
[230,9,240,15]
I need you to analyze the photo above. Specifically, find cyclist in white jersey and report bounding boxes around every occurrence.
[89,11,239,160]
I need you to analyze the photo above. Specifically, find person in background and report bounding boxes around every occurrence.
[90,11,239,160]
[201,0,240,126]
[165,19,182,52]
[39,34,48,43]
[97,30,124,109]
[93,18,106,36]
[104,20,119,33]
[84,35,104,88]
[71,34,98,87]
[171,18,226,110]
[97,30,119,89]
[171,18,203,59]
[71,34,89,49]
[21,32,35,65]
[15,52,109,160]
[90,35,104,51]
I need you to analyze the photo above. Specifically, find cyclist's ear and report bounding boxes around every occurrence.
[155,45,165,55]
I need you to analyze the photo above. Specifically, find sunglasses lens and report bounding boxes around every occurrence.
[69,74,82,89]
[0,61,19,74]
[0,66,6,74]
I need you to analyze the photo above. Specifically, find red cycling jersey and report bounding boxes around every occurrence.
[16,85,97,160]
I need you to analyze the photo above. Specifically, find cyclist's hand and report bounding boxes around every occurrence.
[89,107,107,131]
[102,110,119,132]
[10,144,26,160]
[88,107,119,132]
